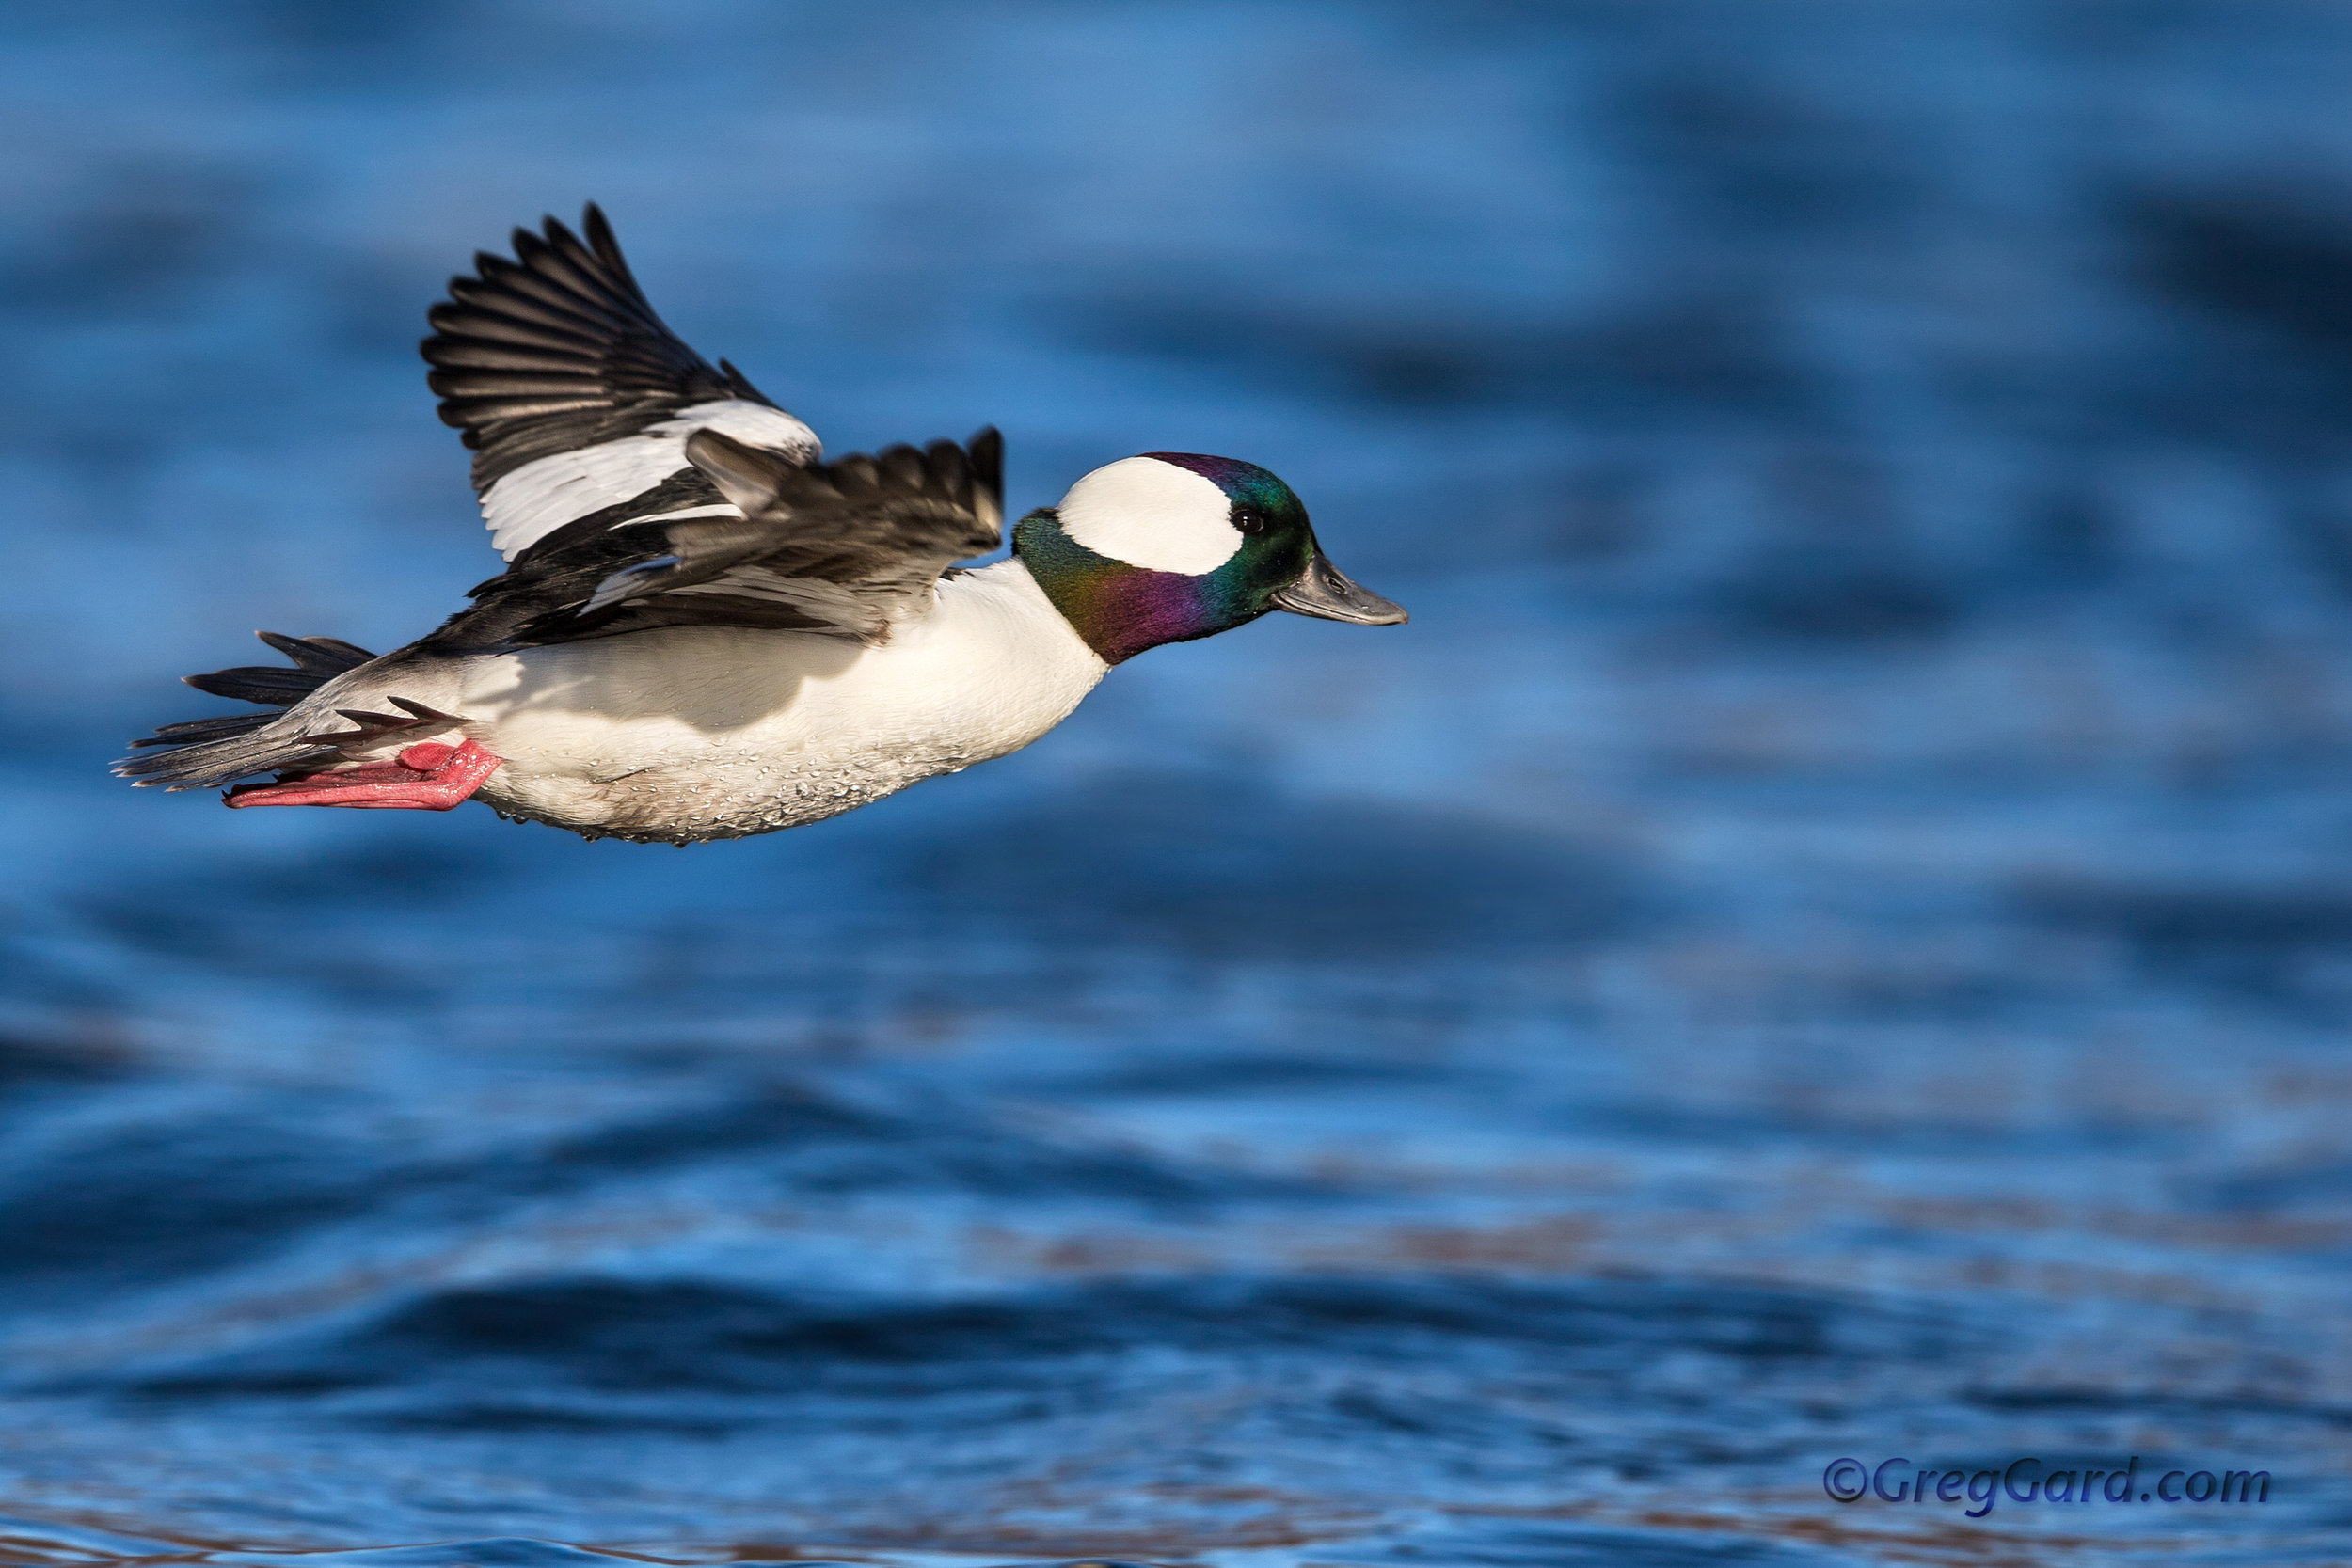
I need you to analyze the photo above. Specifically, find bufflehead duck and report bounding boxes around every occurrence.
[116,207,1406,844]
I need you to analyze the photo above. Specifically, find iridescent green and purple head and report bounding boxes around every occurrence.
[1013,452,1406,664]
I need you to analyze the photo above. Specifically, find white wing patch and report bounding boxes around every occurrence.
[1056,456,1241,575]
[482,399,821,560]
[610,502,741,530]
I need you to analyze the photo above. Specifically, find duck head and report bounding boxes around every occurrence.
[1014,452,1406,664]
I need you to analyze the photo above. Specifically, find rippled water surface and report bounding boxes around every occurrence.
[5,4,2352,1564]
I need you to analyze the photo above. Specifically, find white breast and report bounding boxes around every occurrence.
[453,559,1106,841]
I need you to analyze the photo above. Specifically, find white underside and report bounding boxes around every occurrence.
[325,559,1106,842]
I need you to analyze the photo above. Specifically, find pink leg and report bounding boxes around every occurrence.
[225,739,502,812]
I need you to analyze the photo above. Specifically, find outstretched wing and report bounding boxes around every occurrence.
[437,426,1004,648]
[422,204,820,560]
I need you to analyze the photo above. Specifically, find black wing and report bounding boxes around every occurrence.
[433,426,1005,649]
[423,205,820,559]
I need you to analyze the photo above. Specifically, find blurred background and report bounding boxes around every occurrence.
[2,3,2349,1564]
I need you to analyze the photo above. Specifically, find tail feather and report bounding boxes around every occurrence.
[115,632,380,790]
[126,714,275,749]
[257,631,373,673]
[183,667,335,705]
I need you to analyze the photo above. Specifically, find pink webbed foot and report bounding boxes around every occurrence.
[225,739,502,812]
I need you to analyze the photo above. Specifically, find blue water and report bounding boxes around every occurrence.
[4,4,2352,1563]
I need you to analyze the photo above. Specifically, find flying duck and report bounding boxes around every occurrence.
[116,206,1406,844]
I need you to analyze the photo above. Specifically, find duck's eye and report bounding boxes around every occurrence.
[1232,506,1267,534]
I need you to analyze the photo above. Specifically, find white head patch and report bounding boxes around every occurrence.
[1056,456,1243,575]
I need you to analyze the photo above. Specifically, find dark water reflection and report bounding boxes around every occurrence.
[4,3,2352,1564]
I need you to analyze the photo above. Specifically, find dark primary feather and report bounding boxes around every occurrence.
[428,427,1005,649]
[421,204,780,494]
